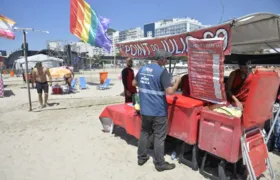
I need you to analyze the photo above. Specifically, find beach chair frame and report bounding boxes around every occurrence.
[79,77,87,89]
[99,78,111,90]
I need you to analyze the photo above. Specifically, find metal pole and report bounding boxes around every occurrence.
[169,59,172,73]
[113,37,116,72]
[265,106,280,144]
[23,30,32,111]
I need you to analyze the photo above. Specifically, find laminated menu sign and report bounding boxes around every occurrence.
[187,38,227,104]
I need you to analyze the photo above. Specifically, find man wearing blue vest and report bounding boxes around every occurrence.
[132,50,182,172]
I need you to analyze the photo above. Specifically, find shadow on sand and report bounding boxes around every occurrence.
[4,90,15,97]
[105,125,182,161]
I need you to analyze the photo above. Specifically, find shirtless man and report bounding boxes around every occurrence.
[32,62,52,108]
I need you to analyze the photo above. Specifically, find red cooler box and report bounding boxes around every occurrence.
[52,85,62,94]
[166,94,204,144]
[198,70,280,179]
[199,110,242,163]
[166,94,204,170]
[199,70,280,163]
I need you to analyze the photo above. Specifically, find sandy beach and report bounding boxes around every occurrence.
[0,68,280,180]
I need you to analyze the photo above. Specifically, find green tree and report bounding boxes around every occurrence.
[107,28,116,34]
[116,52,121,57]
[93,55,102,64]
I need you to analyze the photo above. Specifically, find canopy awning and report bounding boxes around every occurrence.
[117,12,280,58]
[230,13,280,54]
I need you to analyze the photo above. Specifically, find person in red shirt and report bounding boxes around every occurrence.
[178,74,190,96]
[226,60,252,110]
[121,58,137,103]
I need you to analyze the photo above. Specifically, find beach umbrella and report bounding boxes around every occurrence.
[49,67,71,79]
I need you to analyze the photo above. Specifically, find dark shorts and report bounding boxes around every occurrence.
[36,81,49,94]
[125,95,133,103]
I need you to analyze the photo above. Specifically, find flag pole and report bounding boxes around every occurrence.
[23,30,32,111]
[113,37,116,72]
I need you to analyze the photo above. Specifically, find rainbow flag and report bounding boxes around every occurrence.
[70,0,112,52]
[0,15,16,40]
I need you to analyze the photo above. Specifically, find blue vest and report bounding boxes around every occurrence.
[137,64,167,116]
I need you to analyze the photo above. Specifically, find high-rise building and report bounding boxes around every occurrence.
[144,17,206,38]
[119,27,143,41]
[144,23,155,38]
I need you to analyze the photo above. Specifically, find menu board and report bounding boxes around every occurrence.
[187,38,227,104]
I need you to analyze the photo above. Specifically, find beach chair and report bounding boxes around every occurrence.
[79,77,87,89]
[99,78,111,90]
[70,78,77,91]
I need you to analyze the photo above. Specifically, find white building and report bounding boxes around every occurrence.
[119,27,144,42]
[70,42,95,57]
[48,41,66,52]
[70,31,120,57]
[91,31,120,56]
[152,18,205,37]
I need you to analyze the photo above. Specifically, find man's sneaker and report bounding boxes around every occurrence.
[155,162,176,172]
[138,157,149,166]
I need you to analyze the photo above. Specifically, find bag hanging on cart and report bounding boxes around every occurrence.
[274,118,280,151]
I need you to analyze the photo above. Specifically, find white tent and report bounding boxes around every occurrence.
[14,54,63,70]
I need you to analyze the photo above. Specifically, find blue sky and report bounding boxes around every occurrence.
[0,0,279,52]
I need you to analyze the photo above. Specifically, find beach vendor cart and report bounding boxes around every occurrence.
[99,12,280,180]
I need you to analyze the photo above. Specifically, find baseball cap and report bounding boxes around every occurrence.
[154,50,172,60]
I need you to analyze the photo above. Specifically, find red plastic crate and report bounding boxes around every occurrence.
[198,110,242,163]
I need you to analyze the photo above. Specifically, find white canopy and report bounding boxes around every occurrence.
[15,54,63,64]
[224,12,280,54]
[14,54,63,70]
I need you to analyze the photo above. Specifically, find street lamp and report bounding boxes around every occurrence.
[14,27,50,111]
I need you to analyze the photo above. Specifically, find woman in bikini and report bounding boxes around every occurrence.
[64,66,74,90]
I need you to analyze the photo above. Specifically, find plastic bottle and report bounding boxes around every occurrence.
[171,151,176,160]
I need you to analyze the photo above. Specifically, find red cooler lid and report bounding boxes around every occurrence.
[166,94,204,108]
[243,70,280,128]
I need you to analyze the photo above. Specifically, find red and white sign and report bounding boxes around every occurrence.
[188,38,227,104]
[117,24,231,58]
